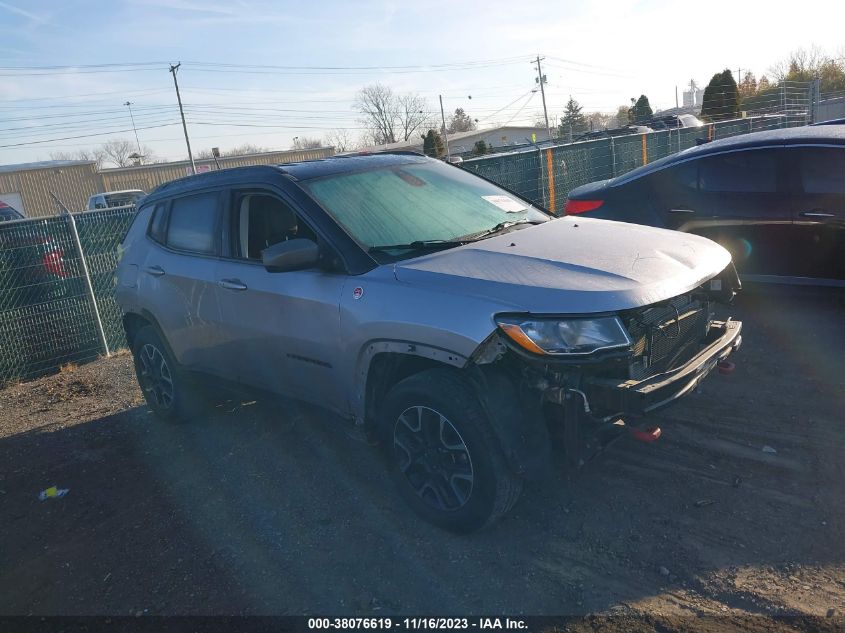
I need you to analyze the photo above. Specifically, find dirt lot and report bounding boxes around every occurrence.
[0,284,843,629]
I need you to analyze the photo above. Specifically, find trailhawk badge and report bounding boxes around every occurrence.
[352,286,364,300]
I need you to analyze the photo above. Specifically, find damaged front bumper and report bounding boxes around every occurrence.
[582,319,742,416]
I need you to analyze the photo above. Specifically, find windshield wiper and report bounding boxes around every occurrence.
[461,219,542,241]
[368,239,468,254]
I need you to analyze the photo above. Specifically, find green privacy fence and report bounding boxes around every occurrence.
[0,206,136,383]
[462,114,803,214]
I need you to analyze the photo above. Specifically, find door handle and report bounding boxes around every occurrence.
[144,265,165,277]
[218,278,248,291]
[799,210,834,218]
[668,207,695,214]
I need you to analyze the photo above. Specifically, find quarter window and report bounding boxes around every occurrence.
[166,193,218,254]
[148,204,168,244]
[698,150,778,193]
[799,147,845,194]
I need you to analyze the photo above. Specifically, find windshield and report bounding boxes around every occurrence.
[299,161,548,255]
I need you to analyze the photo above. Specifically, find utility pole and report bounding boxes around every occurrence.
[124,101,142,155]
[169,63,196,175]
[533,55,551,141]
[439,94,451,161]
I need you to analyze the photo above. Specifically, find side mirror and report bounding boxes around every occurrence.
[262,238,320,272]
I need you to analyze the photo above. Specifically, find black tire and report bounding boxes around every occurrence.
[378,368,522,533]
[131,325,205,423]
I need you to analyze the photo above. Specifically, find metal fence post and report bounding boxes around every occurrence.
[609,137,616,178]
[64,210,110,357]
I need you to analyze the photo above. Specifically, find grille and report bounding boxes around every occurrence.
[625,295,709,380]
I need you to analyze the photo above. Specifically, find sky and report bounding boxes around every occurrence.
[1,0,844,164]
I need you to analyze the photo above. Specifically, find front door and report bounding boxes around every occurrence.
[213,189,348,414]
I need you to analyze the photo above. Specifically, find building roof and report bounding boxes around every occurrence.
[0,159,95,175]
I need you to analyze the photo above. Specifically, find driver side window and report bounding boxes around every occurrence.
[232,192,316,261]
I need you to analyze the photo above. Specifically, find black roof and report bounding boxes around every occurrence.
[614,125,845,185]
[281,152,427,180]
[142,152,428,204]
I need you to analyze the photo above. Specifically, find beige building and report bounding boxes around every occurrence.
[0,147,334,218]
[0,160,102,218]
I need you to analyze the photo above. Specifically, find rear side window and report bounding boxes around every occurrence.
[166,193,219,254]
[698,150,778,193]
[799,147,845,194]
[148,204,168,244]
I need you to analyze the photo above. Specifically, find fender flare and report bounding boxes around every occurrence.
[352,339,468,423]
[122,309,178,361]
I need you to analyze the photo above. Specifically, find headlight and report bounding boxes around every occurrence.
[496,315,632,356]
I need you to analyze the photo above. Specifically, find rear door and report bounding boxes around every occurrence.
[689,147,794,276]
[137,191,225,372]
[213,187,348,413]
[787,145,845,280]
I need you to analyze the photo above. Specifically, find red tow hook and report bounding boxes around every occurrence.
[718,360,736,375]
[630,426,662,443]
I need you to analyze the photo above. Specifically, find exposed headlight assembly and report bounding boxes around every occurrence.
[496,315,632,356]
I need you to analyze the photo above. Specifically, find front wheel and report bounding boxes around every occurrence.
[379,368,522,532]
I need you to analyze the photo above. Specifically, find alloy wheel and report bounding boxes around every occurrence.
[393,406,474,511]
[138,343,174,409]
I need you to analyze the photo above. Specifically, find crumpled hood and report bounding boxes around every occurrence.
[393,217,731,314]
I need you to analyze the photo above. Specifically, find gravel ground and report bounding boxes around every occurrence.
[0,284,843,631]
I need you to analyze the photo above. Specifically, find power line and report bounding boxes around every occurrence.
[0,122,181,148]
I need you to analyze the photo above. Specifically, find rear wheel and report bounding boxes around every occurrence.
[379,368,522,532]
[131,325,204,422]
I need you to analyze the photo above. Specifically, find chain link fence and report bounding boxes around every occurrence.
[0,206,136,384]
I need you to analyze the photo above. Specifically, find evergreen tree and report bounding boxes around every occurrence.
[700,70,740,121]
[630,95,653,123]
[447,108,476,133]
[422,129,445,158]
[558,96,588,140]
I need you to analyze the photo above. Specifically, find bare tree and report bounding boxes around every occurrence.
[325,128,355,153]
[769,46,827,82]
[354,83,431,145]
[99,139,135,167]
[138,145,158,165]
[355,83,397,145]
[50,148,107,170]
[292,137,322,150]
[614,105,631,127]
[586,112,614,131]
[397,93,431,142]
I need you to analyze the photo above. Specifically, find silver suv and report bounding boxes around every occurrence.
[116,153,742,532]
